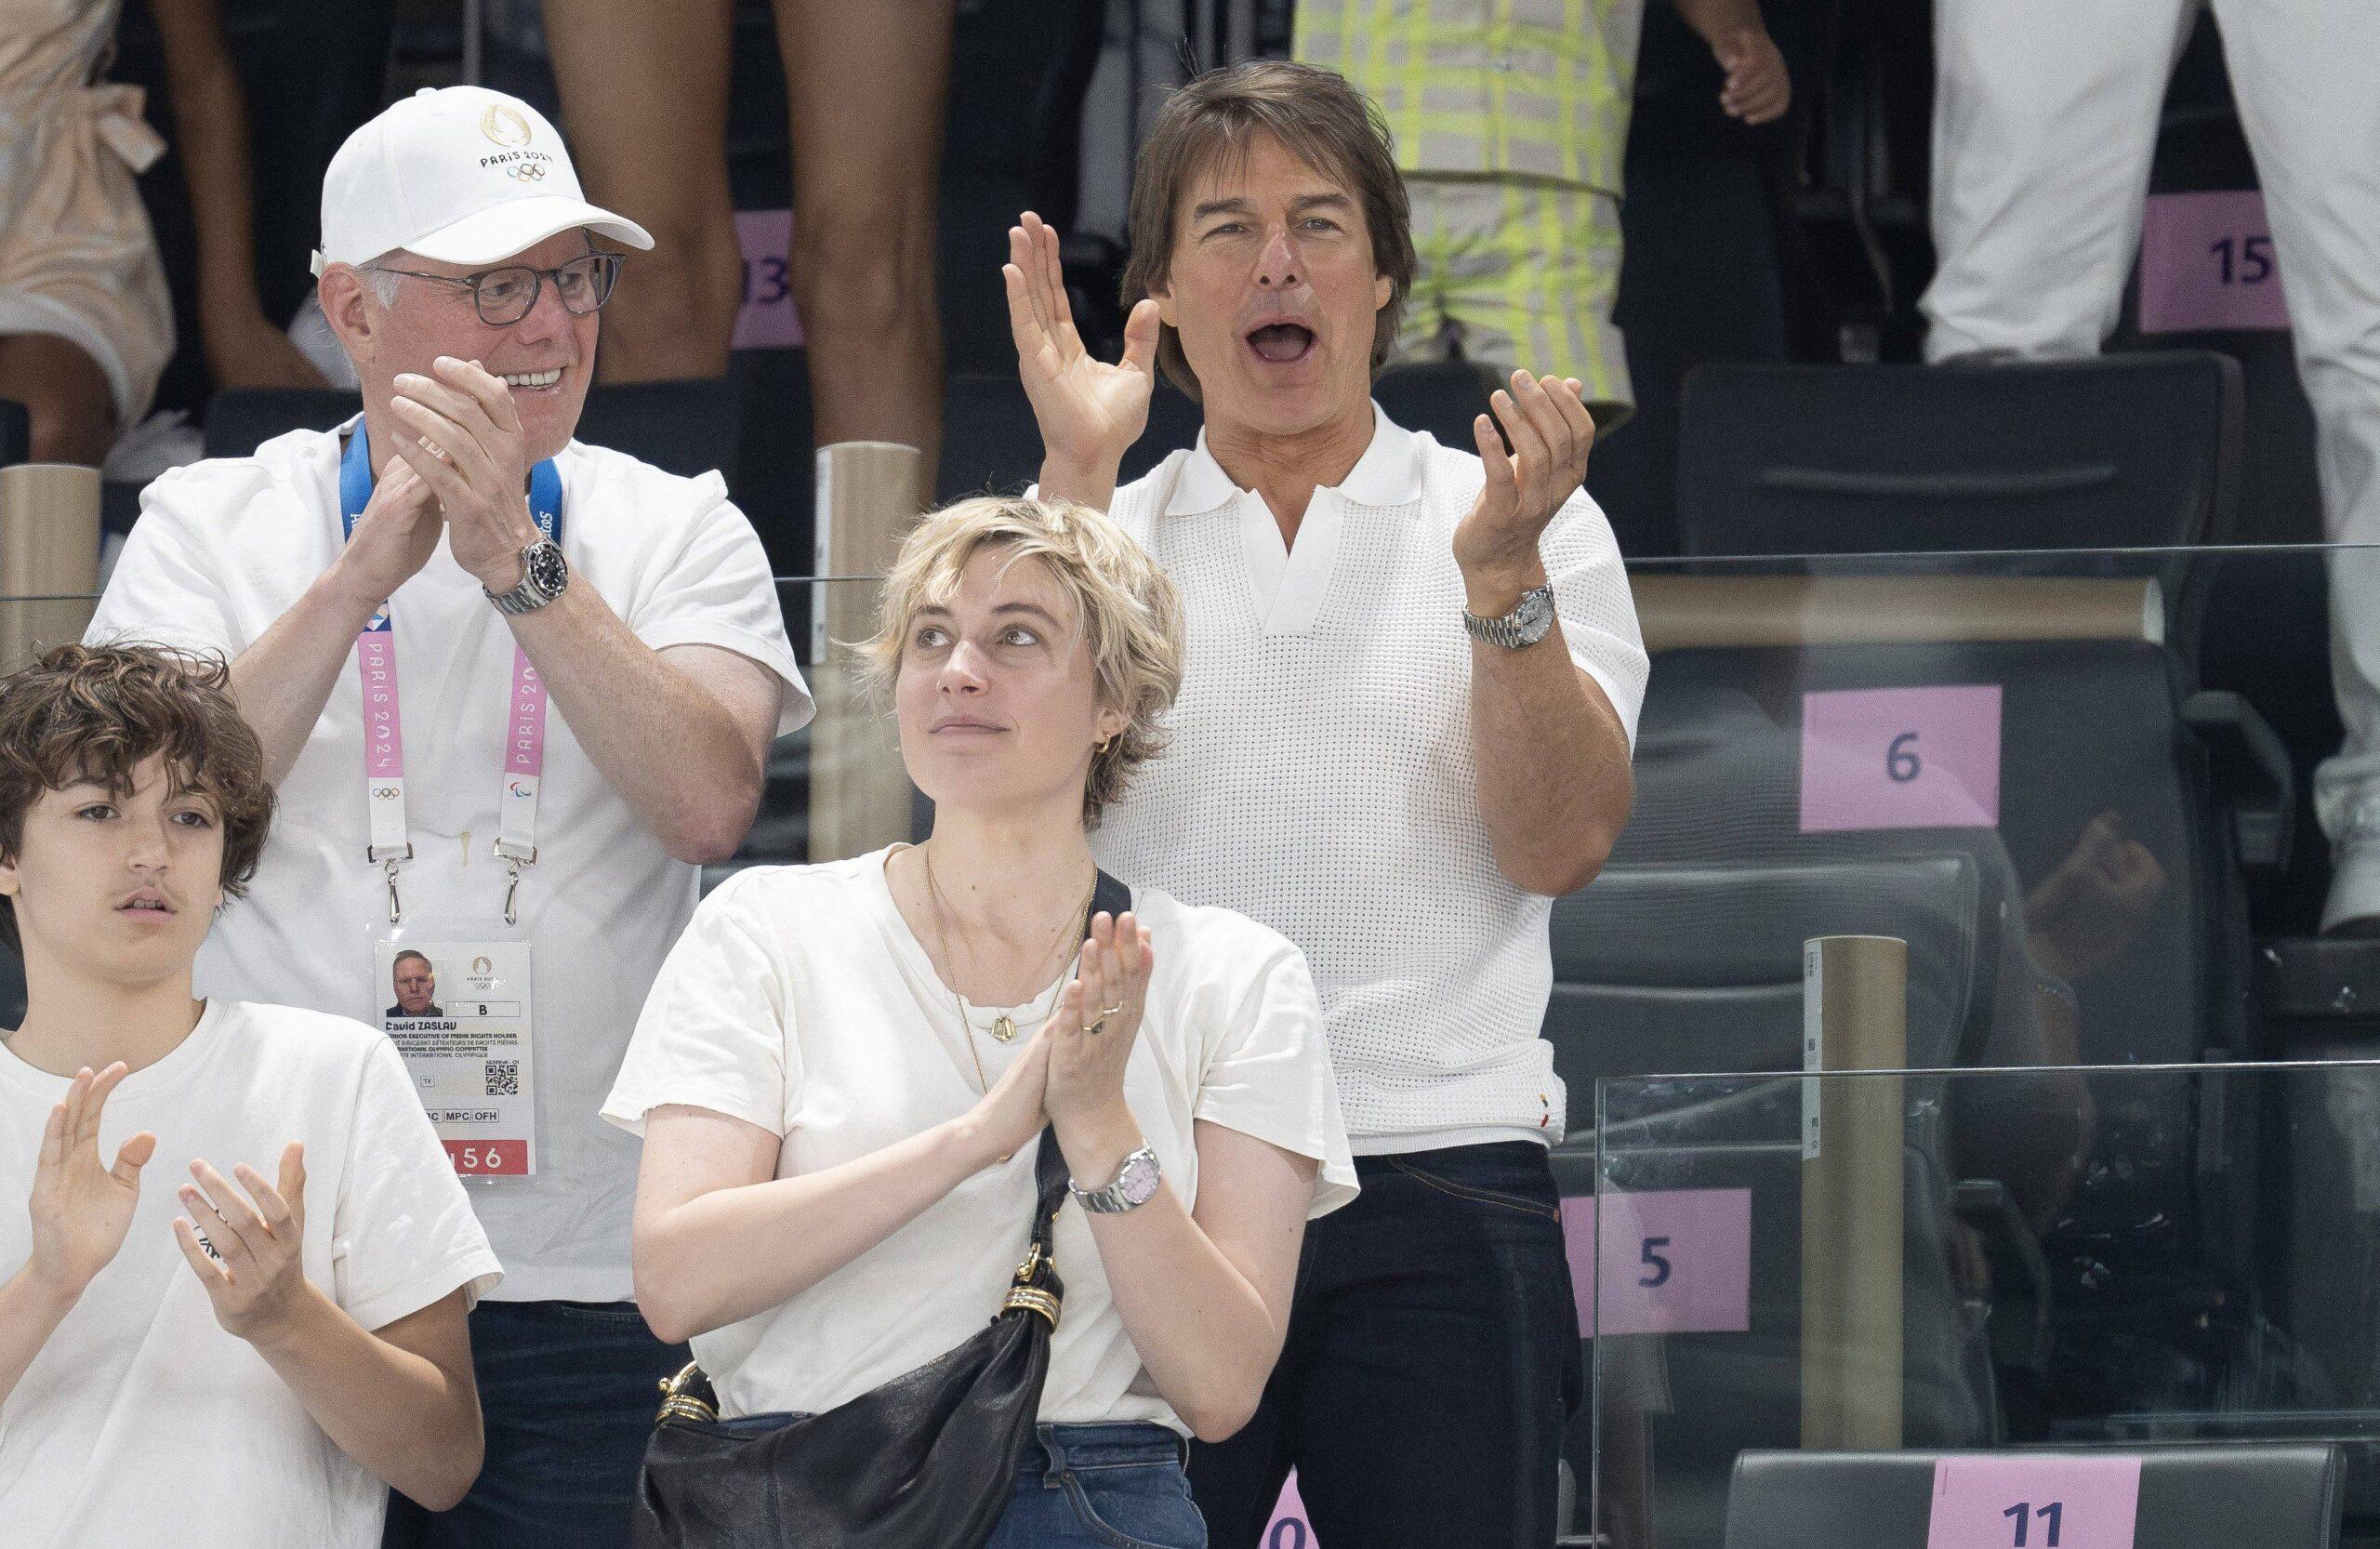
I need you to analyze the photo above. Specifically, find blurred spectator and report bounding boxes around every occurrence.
[1296,0,1789,433]
[1921,2,2380,934]
[0,0,324,470]
[0,0,174,464]
[538,0,954,477]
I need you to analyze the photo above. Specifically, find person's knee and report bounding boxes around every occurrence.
[787,198,933,347]
[21,392,113,468]
[613,222,744,347]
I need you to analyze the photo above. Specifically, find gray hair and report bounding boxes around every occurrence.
[358,250,411,308]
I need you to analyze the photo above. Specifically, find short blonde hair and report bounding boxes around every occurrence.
[862,496,1184,827]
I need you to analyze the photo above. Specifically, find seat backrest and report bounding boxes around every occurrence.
[201,380,743,483]
[1546,854,1988,1133]
[1676,355,2243,556]
[1724,1445,2342,1549]
[0,399,25,468]
[935,372,1201,505]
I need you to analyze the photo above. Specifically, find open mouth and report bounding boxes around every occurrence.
[118,897,173,917]
[500,367,565,391]
[1245,324,1316,364]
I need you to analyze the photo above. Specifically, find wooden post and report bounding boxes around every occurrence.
[0,464,101,674]
[1800,933,1907,1450]
[808,442,926,863]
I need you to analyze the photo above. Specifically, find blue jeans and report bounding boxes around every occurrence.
[1186,1142,1585,1549]
[383,1299,690,1549]
[708,1414,1206,1548]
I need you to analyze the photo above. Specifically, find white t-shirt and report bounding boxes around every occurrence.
[0,1000,503,1549]
[1084,404,1648,1152]
[601,850,1357,1434]
[86,423,812,1302]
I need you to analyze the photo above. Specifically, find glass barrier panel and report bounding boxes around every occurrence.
[1580,1063,2380,1549]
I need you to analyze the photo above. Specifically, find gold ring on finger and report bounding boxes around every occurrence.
[1085,1018,1107,1036]
[1098,1004,1125,1018]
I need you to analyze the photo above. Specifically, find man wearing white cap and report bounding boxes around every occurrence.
[86,86,812,1547]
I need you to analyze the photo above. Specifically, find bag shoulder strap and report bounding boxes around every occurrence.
[1024,868,1133,1246]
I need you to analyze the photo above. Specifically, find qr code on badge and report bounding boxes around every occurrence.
[485,1061,520,1097]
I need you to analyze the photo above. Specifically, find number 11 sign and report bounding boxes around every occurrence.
[1926,1455,2140,1549]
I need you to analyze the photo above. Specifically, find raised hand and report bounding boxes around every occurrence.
[389,356,539,593]
[1043,910,1156,1134]
[25,1063,155,1301]
[1452,370,1598,596]
[1005,210,1159,508]
[174,1142,314,1344]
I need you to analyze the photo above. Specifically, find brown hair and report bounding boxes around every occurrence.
[861,496,1183,828]
[0,643,274,955]
[1123,60,1415,400]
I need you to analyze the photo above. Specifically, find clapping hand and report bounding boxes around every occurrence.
[1042,911,1156,1134]
[174,1142,315,1344]
[1451,369,1598,593]
[25,1063,155,1301]
[389,356,538,594]
[1005,211,1159,503]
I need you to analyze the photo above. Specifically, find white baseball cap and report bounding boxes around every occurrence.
[311,86,653,276]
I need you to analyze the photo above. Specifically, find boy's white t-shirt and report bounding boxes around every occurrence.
[602,850,1358,1434]
[0,1000,503,1549]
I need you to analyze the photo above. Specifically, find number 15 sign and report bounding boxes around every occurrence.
[1926,1455,2141,1549]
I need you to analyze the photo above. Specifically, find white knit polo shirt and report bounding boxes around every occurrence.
[1086,404,1647,1152]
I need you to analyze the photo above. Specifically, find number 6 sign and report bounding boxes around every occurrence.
[1926,1455,2140,1549]
[1800,686,2002,834]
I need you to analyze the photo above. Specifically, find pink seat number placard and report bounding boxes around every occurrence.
[2139,190,2291,335]
[1927,1454,2141,1549]
[1800,685,2002,834]
[732,208,803,350]
[1560,1188,1752,1337]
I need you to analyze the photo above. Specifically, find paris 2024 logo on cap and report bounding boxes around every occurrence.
[475,102,555,183]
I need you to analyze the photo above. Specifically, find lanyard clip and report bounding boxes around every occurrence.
[495,842,538,927]
[369,844,415,924]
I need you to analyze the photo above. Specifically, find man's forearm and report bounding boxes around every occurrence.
[1465,565,1633,897]
[502,584,765,864]
[249,1287,481,1511]
[1670,0,1767,45]
[1037,452,1124,512]
[230,563,381,785]
[0,1264,77,1412]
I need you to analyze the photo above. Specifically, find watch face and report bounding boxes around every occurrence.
[1119,1151,1161,1205]
[525,542,568,596]
[1517,587,1555,631]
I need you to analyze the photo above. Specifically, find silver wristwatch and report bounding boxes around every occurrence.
[1069,1145,1162,1214]
[1461,581,1555,649]
[486,537,569,616]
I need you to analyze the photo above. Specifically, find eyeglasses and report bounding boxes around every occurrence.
[364,251,623,326]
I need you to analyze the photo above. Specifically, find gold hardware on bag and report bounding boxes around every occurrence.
[655,1360,719,1424]
[1001,1285,1061,1330]
[999,1240,1061,1329]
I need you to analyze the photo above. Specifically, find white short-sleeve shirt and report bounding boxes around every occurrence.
[0,1001,503,1549]
[1086,404,1648,1151]
[602,850,1357,1434]
[85,424,813,1301]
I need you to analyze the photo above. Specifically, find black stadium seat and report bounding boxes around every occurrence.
[0,399,26,468]
[1724,1445,2342,1549]
[201,378,743,484]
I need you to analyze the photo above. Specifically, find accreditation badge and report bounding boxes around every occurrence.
[377,940,537,1177]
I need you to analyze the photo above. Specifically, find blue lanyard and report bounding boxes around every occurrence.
[337,419,564,924]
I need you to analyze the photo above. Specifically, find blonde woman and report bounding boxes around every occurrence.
[604,496,1356,1548]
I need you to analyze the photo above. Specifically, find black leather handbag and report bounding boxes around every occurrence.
[628,871,1130,1549]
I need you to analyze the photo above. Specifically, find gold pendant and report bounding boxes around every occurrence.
[990,1013,1019,1044]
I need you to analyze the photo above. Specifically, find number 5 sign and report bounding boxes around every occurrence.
[1800,686,2002,834]
[1926,1455,2140,1549]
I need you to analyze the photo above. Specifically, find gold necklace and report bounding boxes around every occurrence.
[919,846,1096,1077]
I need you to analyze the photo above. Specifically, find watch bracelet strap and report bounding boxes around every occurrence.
[1463,581,1553,647]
